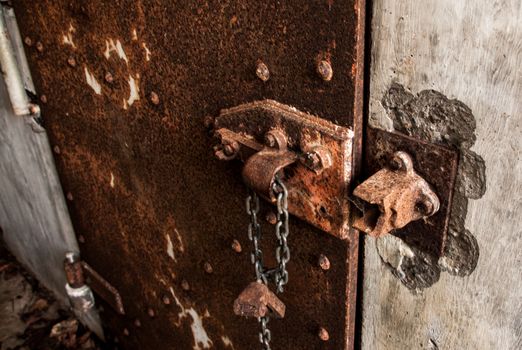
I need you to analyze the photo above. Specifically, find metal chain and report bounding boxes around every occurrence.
[245,177,290,350]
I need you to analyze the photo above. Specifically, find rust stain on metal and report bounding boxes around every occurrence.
[360,128,459,256]
[233,282,286,319]
[13,0,366,348]
[353,151,440,237]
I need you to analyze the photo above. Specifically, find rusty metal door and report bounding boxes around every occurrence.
[13,1,366,348]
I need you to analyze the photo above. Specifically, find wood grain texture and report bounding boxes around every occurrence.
[362,1,521,349]
[0,10,78,302]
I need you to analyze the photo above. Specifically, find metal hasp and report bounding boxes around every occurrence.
[233,282,286,319]
[356,127,459,256]
[213,99,354,239]
[352,151,440,237]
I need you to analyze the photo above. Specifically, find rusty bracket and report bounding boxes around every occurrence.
[233,282,286,319]
[354,128,459,256]
[213,100,354,239]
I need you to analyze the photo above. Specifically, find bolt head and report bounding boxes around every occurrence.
[231,239,242,253]
[105,72,114,83]
[256,61,270,82]
[24,37,32,46]
[123,328,130,336]
[150,91,160,105]
[265,211,277,225]
[317,60,333,81]
[67,57,76,67]
[147,308,155,318]
[162,295,171,305]
[134,319,141,327]
[203,262,213,274]
[318,254,331,270]
[223,144,235,156]
[36,42,44,53]
[318,327,330,341]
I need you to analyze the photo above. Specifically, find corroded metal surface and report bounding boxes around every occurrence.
[353,151,440,237]
[215,100,354,239]
[233,282,286,319]
[13,1,365,349]
[361,128,459,256]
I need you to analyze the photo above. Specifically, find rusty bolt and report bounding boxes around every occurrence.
[203,262,213,274]
[134,319,141,327]
[318,327,330,341]
[181,279,190,291]
[318,254,331,270]
[53,145,61,154]
[36,42,44,53]
[162,295,171,305]
[67,57,76,67]
[66,192,74,201]
[317,60,333,81]
[123,328,130,336]
[264,129,287,150]
[231,239,242,253]
[266,211,277,225]
[147,308,155,318]
[304,148,332,173]
[105,72,114,83]
[150,91,160,105]
[40,95,48,104]
[256,61,270,82]
[24,37,32,46]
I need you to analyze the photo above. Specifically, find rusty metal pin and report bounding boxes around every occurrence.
[317,60,333,81]
[255,61,270,82]
[29,104,40,116]
[223,144,237,157]
[150,91,160,105]
[318,327,330,341]
[318,254,331,270]
[231,239,242,253]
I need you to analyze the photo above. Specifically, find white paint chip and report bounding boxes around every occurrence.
[104,39,129,64]
[123,75,140,109]
[62,24,76,48]
[142,42,151,61]
[169,287,213,350]
[221,336,234,349]
[132,29,138,41]
[84,67,101,95]
[166,234,176,261]
[110,172,115,188]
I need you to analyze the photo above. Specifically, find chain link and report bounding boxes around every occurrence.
[245,176,290,350]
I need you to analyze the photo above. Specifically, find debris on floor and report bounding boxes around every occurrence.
[0,238,109,350]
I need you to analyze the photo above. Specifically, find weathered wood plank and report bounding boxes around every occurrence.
[362,1,521,349]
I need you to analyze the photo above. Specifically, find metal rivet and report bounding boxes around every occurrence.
[40,95,48,104]
[66,192,74,201]
[147,308,155,318]
[256,61,270,82]
[24,37,32,46]
[318,254,331,270]
[123,328,130,336]
[150,91,160,105]
[181,279,190,291]
[36,42,44,53]
[203,262,213,274]
[67,57,76,67]
[162,295,171,305]
[105,72,114,83]
[265,211,277,225]
[29,104,40,116]
[78,235,85,244]
[134,319,141,327]
[316,60,333,81]
[318,327,329,341]
[53,145,61,154]
[231,239,242,253]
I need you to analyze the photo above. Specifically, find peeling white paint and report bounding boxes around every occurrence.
[104,39,129,64]
[62,24,76,48]
[142,42,151,61]
[110,172,115,188]
[123,75,140,109]
[166,234,176,261]
[84,67,101,95]
[169,287,213,350]
[174,228,185,252]
[376,235,415,279]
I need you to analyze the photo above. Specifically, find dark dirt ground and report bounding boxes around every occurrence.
[0,236,113,350]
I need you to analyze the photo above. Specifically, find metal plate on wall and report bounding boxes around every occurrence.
[13,1,365,349]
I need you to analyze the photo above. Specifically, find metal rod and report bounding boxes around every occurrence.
[0,5,29,115]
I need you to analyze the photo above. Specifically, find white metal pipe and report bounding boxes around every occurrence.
[0,5,29,115]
